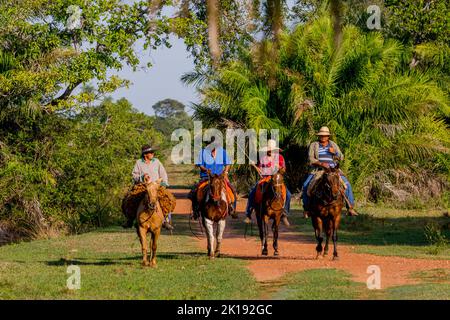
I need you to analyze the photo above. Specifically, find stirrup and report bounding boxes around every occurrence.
[162,221,174,230]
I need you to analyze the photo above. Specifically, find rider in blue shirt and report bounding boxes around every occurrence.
[188,137,237,219]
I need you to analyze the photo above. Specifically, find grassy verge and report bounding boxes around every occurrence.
[0,215,260,299]
[287,207,450,260]
[268,268,450,300]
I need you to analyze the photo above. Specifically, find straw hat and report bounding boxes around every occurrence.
[141,144,157,155]
[260,139,282,152]
[316,126,331,136]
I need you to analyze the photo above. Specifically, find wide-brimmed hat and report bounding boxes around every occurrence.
[260,139,282,152]
[141,145,157,155]
[316,126,331,136]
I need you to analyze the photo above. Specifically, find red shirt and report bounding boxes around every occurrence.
[258,153,285,176]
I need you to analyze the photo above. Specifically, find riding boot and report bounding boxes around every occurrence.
[191,200,200,220]
[281,212,290,226]
[229,205,238,219]
[342,191,358,216]
[162,219,174,230]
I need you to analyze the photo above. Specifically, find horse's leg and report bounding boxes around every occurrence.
[137,226,150,266]
[333,212,342,260]
[262,215,269,256]
[215,219,226,257]
[323,218,332,257]
[312,217,323,259]
[204,217,215,258]
[255,211,264,253]
[150,228,160,267]
[273,218,280,256]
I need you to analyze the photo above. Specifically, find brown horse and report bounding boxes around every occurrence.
[254,169,286,256]
[199,171,229,259]
[136,178,165,267]
[309,166,344,260]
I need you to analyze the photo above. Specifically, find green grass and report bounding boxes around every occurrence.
[268,268,450,300]
[271,269,365,300]
[0,216,259,299]
[288,207,450,260]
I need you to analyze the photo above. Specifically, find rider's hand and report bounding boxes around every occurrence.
[321,162,330,169]
[329,147,335,154]
[144,174,151,183]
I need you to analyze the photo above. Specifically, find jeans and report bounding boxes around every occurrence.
[302,173,355,209]
[245,182,291,217]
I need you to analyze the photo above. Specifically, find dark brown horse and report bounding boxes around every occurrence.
[254,169,286,256]
[309,166,344,260]
[199,171,229,259]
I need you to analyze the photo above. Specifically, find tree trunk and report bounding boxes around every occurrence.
[329,0,343,52]
[207,0,221,67]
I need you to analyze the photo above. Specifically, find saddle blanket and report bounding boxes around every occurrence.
[196,180,235,204]
[254,176,286,204]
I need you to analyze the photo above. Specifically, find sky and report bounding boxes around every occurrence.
[109,36,198,116]
[106,0,298,116]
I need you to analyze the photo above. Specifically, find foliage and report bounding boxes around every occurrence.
[384,0,450,45]
[0,98,163,236]
[424,221,448,249]
[188,16,450,206]
[152,98,193,136]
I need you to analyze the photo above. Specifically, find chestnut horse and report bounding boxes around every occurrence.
[309,166,344,260]
[254,169,286,256]
[199,172,229,259]
[136,178,164,266]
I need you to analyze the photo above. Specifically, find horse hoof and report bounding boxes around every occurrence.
[274,251,279,256]
[323,252,328,257]
[261,250,268,256]
[214,251,221,258]
[316,254,323,260]
[333,255,339,261]
[209,255,215,260]
[142,261,150,267]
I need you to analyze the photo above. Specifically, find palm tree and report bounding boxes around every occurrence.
[186,16,449,204]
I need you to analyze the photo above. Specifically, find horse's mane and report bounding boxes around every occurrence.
[122,183,175,217]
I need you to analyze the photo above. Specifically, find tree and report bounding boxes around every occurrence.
[152,99,193,136]
[188,16,449,206]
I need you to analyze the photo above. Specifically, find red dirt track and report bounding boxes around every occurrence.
[172,189,449,289]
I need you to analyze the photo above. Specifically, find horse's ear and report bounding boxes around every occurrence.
[278,167,286,175]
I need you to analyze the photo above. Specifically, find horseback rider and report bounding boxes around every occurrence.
[124,144,174,230]
[188,137,238,220]
[302,127,358,218]
[244,139,291,226]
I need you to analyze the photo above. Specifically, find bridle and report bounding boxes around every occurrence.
[317,170,341,206]
[266,174,285,211]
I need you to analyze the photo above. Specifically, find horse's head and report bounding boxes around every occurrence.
[270,171,285,200]
[144,178,162,211]
[322,165,341,201]
[208,171,226,205]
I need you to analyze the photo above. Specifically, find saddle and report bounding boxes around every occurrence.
[307,170,347,197]
[196,180,235,205]
[122,183,175,220]
[254,176,286,205]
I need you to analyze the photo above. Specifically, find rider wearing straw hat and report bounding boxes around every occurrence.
[244,139,291,226]
[302,127,358,218]
[126,144,174,230]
